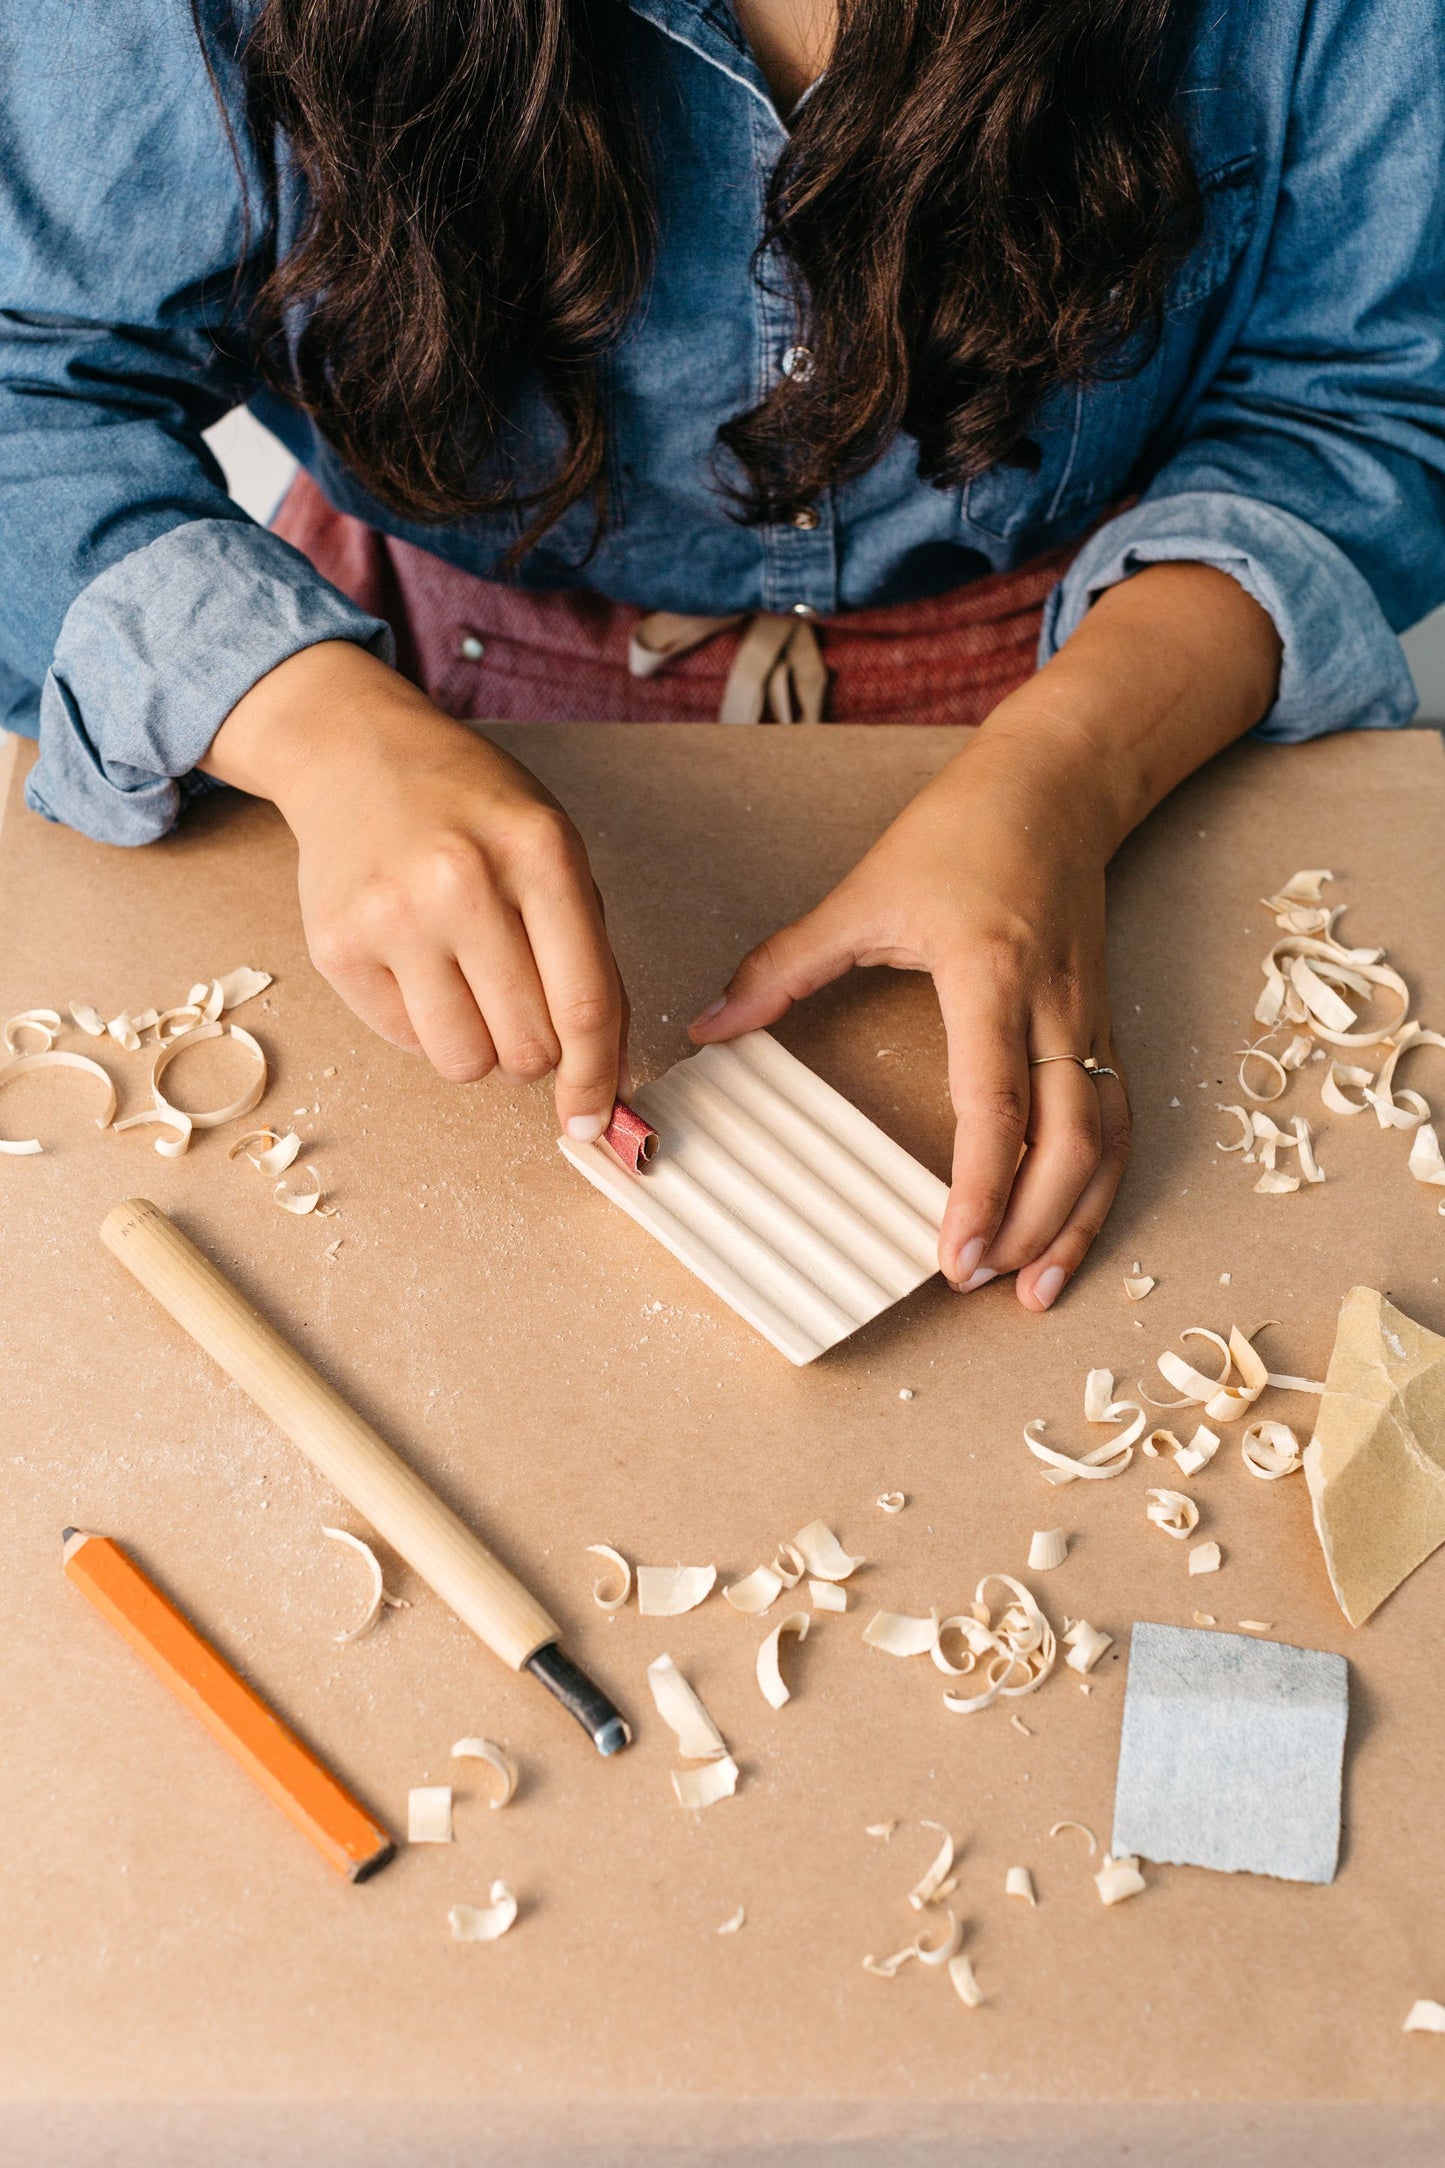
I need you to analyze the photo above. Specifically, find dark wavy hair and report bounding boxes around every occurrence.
[239,0,1201,551]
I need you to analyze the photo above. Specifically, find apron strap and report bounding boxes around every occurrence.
[629,610,828,724]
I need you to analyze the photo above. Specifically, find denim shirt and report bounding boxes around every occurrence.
[3,0,1444,843]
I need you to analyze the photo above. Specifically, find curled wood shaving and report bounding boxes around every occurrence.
[717,1907,746,1934]
[450,1737,517,1809]
[3,1008,61,1054]
[408,1786,453,1843]
[1005,1866,1036,1905]
[274,1168,323,1215]
[0,1048,117,1154]
[1124,1267,1156,1301]
[948,1951,985,2007]
[228,1127,301,1176]
[113,1105,193,1157]
[1095,1853,1147,1906]
[1322,1059,1374,1115]
[723,1565,783,1615]
[1063,1620,1112,1674]
[1049,1820,1098,1855]
[1175,1424,1221,1476]
[1280,1032,1314,1070]
[876,1492,907,1514]
[1216,1104,1255,1153]
[1145,1488,1200,1540]
[943,1575,1056,1713]
[1241,1421,1303,1480]
[1141,1427,1181,1459]
[1239,1044,1289,1103]
[771,1543,806,1588]
[448,1881,517,1941]
[792,1520,863,1581]
[863,1609,939,1658]
[908,1823,955,1910]
[1010,1712,1032,1736]
[808,1578,848,1611]
[865,1820,898,1840]
[1254,1169,1300,1194]
[1409,1123,1445,1187]
[913,1907,963,1966]
[151,1020,266,1130]
[637,1564,717,1616]
[586,1543,632,1609]
[187,967,272,1015]
[756,1610,809,1709]
[105,1011,147,1053]
[1151,1325,1269,1424]
[1027,1369,1145,1486]
[1189,1541,1223,1575]
[321,1525,408,1642]
[646,1653,728,1760]
[1403,2001,1445,2034]
[1027,1527,1068,1571]
[68,1002,105,1037]
[155,1004,204,1044]
[672,1755,738,1809]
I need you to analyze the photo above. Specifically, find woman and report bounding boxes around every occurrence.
[2,0,1442,1306]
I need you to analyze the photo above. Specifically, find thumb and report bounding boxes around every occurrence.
[688,900,858,1042]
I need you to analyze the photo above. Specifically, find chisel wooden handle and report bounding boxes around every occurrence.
[101,1197,559,1671]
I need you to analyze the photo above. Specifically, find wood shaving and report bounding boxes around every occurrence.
[154,1005,204,1044]
[1027,1527,1068,1570]
[723,1565,783,1615]
[636,1564,717,1615]
[105,1010,147,1053]
[947,1951,985,2007]
[1189,1541,1223,1575]
[1150,1325,1270,1424]
[1124,1267,1156,1300]
[1238,1620,1273,1632]
[908,1823,955,1910]
[1095,1853,1147,1905]
[865,1821,898,1840]
[228,1127,302,1176]
[586,1543,632,1610]
[672,1755,738,1809]
[1322,1060,1374,1115]
[913,1906,962,1966]
[450,1737,517,1809]
[189,967,273,1014]
[1239,1044,1289,1102]
[407,1786,453,1843]
[448,1881,517,1941]
[756,1611,809,1709]
[771,1544,806,1588]
[808,1578,848,1611]
[1403,2001,1445,2034]
[1005,1866,1036,1905]
[151,1020,266,1130]
[1010,1712,1032,1736]
[1241,1420,1303,1479]
[274,1168,323,1215]
[113,1105,193,1157]
[1193,1611,1217,1625]
[1140,1427,1181,1458]
[1063,1620,1113,1674]
[1049,1820,1098,1855]
[876,1491,907,1514]
[67,1002,105,1037]
[717,1907,746,1934]
[1145,1488,1200,1540]
[1254,1169,1301,1194]
[863,1609,940,1658]
[1409,1123,1445,1186]
[792,1519,863,1581]
[321,1525,408,1642]
[942,1575,1056,1714]
[323,1238,343,1261]
[1026,1368,1145,1486]
[3,1007,61,1054]
[1175,1423,1222,1476]
[646,1653,728,1760]
[0,1048,117,1154]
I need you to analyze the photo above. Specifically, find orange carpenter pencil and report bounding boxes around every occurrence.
[62,1528,394,1882]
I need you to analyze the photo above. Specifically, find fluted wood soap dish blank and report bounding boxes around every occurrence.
[559,1029,947,1365]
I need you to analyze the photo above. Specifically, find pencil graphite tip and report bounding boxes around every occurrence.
[62,1525,78,1544]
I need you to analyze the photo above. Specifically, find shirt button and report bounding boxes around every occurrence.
[781,344,813,379]
[790,505,820,531]
[458,634,485,661]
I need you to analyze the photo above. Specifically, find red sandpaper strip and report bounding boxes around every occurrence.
[603,1102,658,1173]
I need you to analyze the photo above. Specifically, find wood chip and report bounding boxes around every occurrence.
[450,1737,517,1808]
[672,1756,739,1809]
[947,1951,985,2006]
[756,1611,809,1709]
[717,1907,746,1935]
[1005,1866,1036,1905]
[771,1543,806,1588]
[1193,1611,1217,1625]
[1124,1269,1156,1301]
[1175,1423,1221,1476]
[228,1127,302,1176]
[408,1786,453,1843]
[1027,1528,1068,1571]
[723,1565,783,1615]
[67,1002,105,1037]
[908,1823,955,1910]
[864,1820,897,1840]
[808,1578,848,1611]
[863,1609,940,1658]
[1094,1853,1147,1905]
[586,1543,632,1610]
[0,1048,117,1153]
[876,1492,907,1514]
[636,1564,717,1616]
[1189,1541,1223,1575]
[792,1519,863,1581]
[448,1881,517,1940]
[1403,2000,1445,2034]
[1238,1620,1273,1632]
[646,1653,728,1760]
[1063,1620,1112,1674]
[321,1525,408,1642]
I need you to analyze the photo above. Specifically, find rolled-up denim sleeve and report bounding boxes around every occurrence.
[1042,0,1445,741]
[0,2,389,845]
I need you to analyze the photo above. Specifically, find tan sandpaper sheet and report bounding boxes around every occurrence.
[2,725,1445,2164]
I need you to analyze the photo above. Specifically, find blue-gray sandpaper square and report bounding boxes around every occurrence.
[1110,1622,1348,1884]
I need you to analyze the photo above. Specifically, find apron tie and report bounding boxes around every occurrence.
[628,610,828,724]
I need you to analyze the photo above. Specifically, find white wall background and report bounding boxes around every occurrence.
[204,405,1445,722]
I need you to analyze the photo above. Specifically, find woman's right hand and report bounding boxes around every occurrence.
[202,640,629,1139]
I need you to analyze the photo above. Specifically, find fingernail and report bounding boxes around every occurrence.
[956,1236,987,1281]
[954,1266,997,1293]
[1033,1264,1067,1309]
[689,995,727,1029]
[566,1113,607,1142]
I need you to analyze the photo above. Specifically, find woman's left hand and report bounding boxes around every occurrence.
[686,561,1282,1310]
[686,722,1130,1309]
